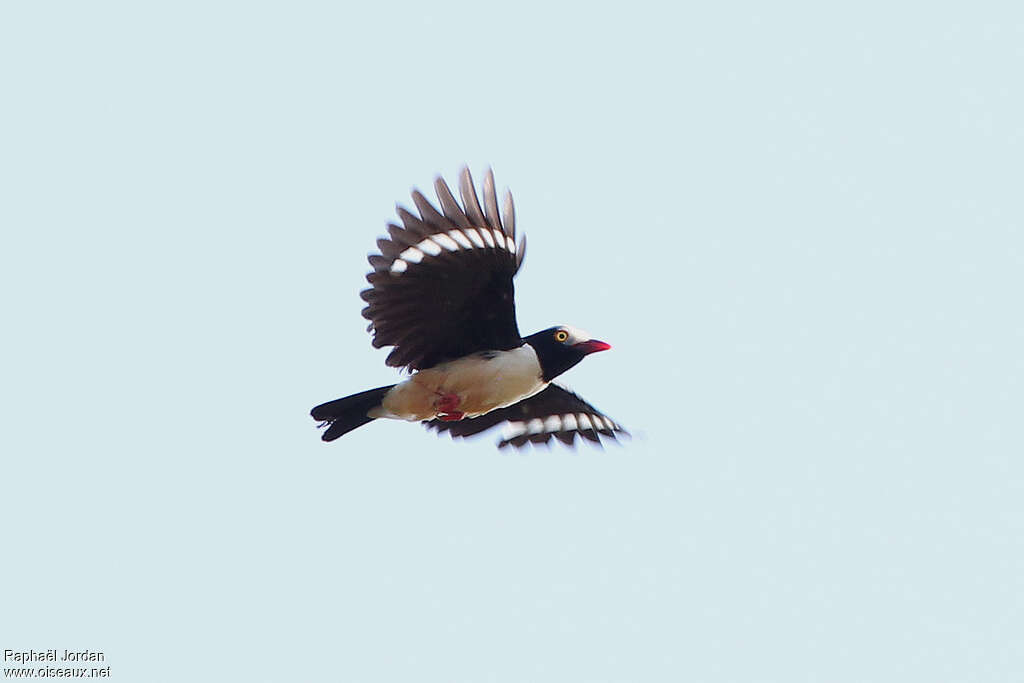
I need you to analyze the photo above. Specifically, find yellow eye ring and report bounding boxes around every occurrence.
[554,330,569,342]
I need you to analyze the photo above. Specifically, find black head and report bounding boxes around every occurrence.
[523,325,611,382]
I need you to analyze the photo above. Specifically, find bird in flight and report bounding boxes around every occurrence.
[311,167,627,449]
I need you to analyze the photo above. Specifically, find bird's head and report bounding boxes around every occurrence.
[524,325,611,382]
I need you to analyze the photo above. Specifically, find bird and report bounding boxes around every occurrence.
[310,167,628,449]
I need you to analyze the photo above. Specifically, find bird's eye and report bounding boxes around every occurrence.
[554,330,569,343]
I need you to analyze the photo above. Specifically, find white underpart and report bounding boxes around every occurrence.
[371,345,545,421]
[389,229,518,274]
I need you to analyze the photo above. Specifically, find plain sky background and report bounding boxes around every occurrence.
[2,1,1022,681]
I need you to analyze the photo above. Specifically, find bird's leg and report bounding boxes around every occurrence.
[434,391,465,421]
[434,391,461,413]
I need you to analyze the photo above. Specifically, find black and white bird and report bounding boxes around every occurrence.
[311,167,627,449]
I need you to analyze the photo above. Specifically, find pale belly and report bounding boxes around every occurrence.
[372,347,546,421]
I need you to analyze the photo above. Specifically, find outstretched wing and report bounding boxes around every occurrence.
[361,167,526,371]
[425,383,628,449]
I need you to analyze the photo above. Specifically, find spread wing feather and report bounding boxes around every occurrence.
[360,168,525,371]
[425,384,628,450]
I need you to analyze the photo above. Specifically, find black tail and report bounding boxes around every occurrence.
[311,385,395,442]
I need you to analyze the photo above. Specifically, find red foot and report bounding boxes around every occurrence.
[435,392,461,413]
[434,391,463,421]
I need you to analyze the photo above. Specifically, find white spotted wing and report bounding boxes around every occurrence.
[426,383,628,449]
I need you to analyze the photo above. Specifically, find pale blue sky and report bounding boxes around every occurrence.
[3,1,1022,681]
